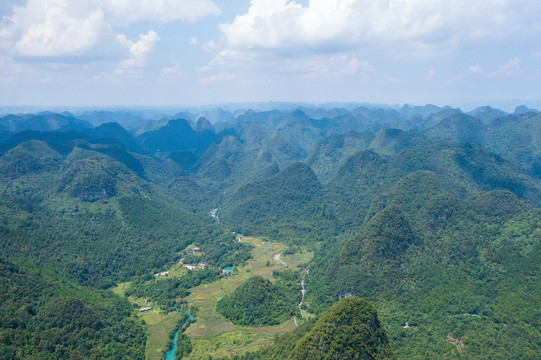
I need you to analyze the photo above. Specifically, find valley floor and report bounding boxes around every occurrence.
[115,235,313,360]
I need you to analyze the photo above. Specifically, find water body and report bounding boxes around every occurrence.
[165,331,179,360]
[223,266,233,275]
[165,309,194,360]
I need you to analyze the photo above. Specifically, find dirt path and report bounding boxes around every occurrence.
[299,271,306,318]
[274,254,288,267]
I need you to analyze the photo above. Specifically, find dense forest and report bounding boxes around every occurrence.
[1,104,540,359]
[216,275,297,326]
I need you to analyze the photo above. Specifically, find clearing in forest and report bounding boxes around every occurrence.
[183,235,312,359]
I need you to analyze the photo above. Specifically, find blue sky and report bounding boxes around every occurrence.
[1,0,540,110]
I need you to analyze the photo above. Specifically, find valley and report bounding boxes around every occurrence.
[115,235,313,360]
[183,236,312,359]
[1,104,540,359]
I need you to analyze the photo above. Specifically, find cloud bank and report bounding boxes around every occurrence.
[220,0,541,56]
[1,0,219,58]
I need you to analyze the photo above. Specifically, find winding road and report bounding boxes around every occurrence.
[299,271,306,318]
[274,253,306,324]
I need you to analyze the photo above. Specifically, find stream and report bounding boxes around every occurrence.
[165,309,194,360]
[165,332,179,360]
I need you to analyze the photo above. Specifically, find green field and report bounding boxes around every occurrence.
[183,235,312,359]
[146,311,183,360]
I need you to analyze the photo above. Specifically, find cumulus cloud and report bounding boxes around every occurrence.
[220,0,541,56]
[104,0,220,24]
[15,6,107,56]
[0,0,219,58]
[115,31,160,74]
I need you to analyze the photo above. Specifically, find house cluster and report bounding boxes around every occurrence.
[154,271,170,277]
[178,247,208,271]
[183,261,209,271]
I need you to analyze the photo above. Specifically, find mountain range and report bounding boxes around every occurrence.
[0,103,539,359]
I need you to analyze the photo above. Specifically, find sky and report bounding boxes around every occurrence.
[1,0,541,110]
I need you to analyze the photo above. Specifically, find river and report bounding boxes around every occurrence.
[165,309,194,360]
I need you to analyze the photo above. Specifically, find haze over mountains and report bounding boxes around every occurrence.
[1,103,540,359]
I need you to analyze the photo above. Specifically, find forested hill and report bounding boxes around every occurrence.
[231,296,395,360]
[1,104,540,359]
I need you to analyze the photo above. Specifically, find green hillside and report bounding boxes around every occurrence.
[0,258,146,359]
[308,189,541,358]
[220,162,336,242]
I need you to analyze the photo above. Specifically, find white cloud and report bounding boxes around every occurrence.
[468,65,482,74]
[190,37,199,46]
[450,64,483,83]
[115,30,160,74]
[488,57,521,77]
[0,0,26,18]
[220,0,541,56]
[16,7,107,56]
[202,40,219,52]
[447,65,490,84]
[0,0,219,58]
[197,49,256,72]
[104,0,220,24]
[426,70,436,80]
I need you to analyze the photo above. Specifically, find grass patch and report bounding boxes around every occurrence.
[187,330,274,359]
[146,311,183,360]
[111,281,131,297]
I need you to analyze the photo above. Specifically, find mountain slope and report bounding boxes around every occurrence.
[326,142,541,229]
[220,162,335,242]
[308,188,541,359]
[0,258,146,359]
